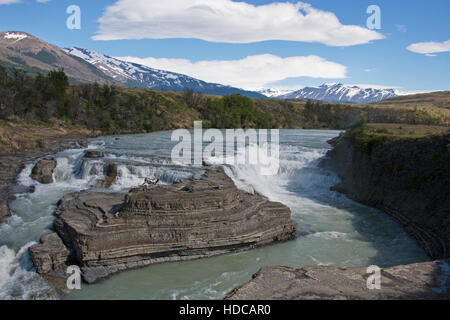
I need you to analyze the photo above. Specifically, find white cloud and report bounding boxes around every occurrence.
[265,84,307,90]
[407,39,450,55]
[118,54,347,90]
[395,90,428,96]
[94,0,384,46]
[347,84,401,90]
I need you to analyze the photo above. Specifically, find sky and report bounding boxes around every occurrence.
[0,0,449,93]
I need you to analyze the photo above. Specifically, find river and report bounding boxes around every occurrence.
[0,129,429,300]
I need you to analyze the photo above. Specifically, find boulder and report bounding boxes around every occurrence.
[84,151,104,159]
[30,158,57,184]
[29,233,72,274]
[77,139,89,149]
[30,168,297,284]
[97,162,118,188]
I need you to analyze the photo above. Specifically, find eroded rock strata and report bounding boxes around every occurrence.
[29,167,297,284]
[320,132,450,259]
[225,261,450,300]
[226,129,450,301]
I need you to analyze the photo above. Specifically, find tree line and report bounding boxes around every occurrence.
[0,67,446,135]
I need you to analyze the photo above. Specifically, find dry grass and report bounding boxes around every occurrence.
[0,118,95,153]
[376,91,450,109]
[367,123,450,138]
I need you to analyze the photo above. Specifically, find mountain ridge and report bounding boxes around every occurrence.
[0,31,433,103]
[265,83,398,104]
[0,31,264,98]
[63,47,265,98]
[0,31,116,84]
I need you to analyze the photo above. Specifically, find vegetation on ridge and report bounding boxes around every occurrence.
[0,67,448,153]
[343,122,450,155]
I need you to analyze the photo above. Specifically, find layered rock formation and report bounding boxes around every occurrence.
[320,129,450,259]
[29,167,297,284]
[225,261,450,300]
[226,127,450,301]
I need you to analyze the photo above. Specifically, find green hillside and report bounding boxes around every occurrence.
[0,68,448,153]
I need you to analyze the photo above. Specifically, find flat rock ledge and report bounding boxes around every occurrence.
[225,261,450,300]
[29,167,297,286]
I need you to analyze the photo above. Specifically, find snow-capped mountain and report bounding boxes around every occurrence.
[257,88,295,98]
[277,83,398,104]
[0,32,113,84]
[64,47,264,98]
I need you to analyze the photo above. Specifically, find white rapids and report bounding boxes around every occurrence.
[0,130,429,300]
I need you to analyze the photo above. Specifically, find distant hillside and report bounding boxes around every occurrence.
[0,31,114,84]
[376,91,450,109]
[0,31,264,98]
[64,47,265,98]
[277,83,398,104]
[0,68,447,137]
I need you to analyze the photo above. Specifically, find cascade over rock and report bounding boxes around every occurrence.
[29,167,298,284]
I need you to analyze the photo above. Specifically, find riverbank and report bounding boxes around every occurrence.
[1,127,441,300]
[320,124,450,259]
[226,124,449,300]
[0,120,92,223]
[225,260,450,300]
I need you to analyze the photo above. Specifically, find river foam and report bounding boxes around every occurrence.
[0,130,430,300]
[0,139,205,300]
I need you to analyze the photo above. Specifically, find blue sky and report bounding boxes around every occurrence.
[0,0,449,92]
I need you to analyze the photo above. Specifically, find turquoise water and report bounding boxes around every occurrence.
[0,130,429,300]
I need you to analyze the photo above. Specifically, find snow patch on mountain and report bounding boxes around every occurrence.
[276,83,398,104]
[258,88,297,98]
[63,47,263,98]
[3,32,28,42]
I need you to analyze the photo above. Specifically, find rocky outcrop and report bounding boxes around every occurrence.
[84,151,104,159]
[225,261,450,300]
[226,128,450,301]
[29,233,72,274]
[320,131,450,259]
[0,136,88,223]
[30,167,297,284]
[30,158,57,184]
[97,163,118,188]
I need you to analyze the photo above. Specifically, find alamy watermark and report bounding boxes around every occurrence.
[367,265,382,290]
[66,265,81,290]
[66,5,81,30]
[366,5,381,30]
[171,121,280,176]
